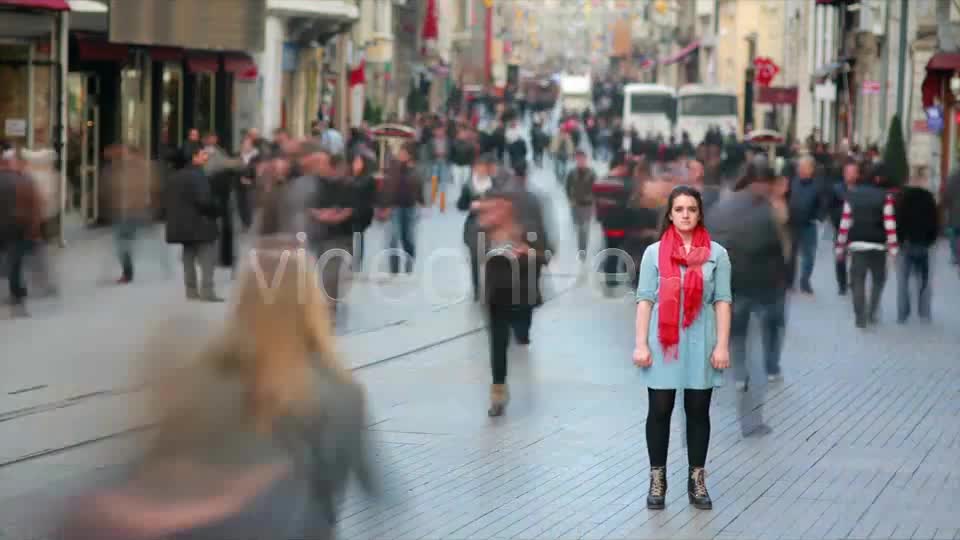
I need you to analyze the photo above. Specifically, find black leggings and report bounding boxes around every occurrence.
[646,388,713,468]
[487,303,533,384]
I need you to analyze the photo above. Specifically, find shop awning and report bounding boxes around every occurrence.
[223,53,255,73]
[927,52,960,71]
[0,0,70,10]
[149,46,183,62]
[75,33,129,62]
[186,53,218,73]
[920,53,960,108]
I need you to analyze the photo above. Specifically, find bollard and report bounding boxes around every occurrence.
[430,175,438,205]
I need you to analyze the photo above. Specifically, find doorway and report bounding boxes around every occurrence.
[67,72,100,224]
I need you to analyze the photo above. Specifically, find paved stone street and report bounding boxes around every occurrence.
[1,160,959,539]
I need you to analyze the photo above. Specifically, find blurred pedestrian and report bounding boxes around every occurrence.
[59,250,379,539]
[710,156,789,435]
[565,149,597,258]
[164,145,222,302]
[379,142,424,275]
[835,162,900,328]
[473,187,551,417]
[787,155,829,294]
[895,174,939,323]
[104,145,155,284]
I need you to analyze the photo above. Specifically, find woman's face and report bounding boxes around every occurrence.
[669,194,700,233]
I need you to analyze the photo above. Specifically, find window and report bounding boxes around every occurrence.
[193,72,215,135]
[629,94,676,116]
[679,94,737,116]
[160,65,182,146]
[460,0,473,31]
[374,0,391,35]
[373,0,384,33]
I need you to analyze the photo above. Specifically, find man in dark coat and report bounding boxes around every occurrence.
[165,145,222,302]
[709,155,788,437]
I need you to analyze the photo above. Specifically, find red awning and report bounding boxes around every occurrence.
[76,34,129,62]
[186,53,218,73]
[921,53,960,108]
[223,53,254,73]
[927,52,960,72]
[224,53,257,80]
[149,47,183,62]
[0,0,70,10]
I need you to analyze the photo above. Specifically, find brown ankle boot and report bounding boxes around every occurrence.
[487,384,509,417]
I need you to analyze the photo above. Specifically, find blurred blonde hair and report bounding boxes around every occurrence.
[146,246,349,437]
[215,246,349,432]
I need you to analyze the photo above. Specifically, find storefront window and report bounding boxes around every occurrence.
[121,67,147,150]
[0,44,30,147]
[194,72,215,135]
[161,65,183,146]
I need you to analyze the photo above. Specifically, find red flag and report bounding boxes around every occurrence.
[349,59,366,87]
[422,0,438,49]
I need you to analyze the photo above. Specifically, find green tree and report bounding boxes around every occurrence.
[883,114,909,186]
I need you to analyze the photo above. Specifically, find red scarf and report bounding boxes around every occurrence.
[657,224,712,360]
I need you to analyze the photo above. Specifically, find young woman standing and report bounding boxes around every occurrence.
[633,186,733,510]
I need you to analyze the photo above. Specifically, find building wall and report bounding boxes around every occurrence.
[716,0,787,133]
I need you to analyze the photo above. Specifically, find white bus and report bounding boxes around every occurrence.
[559,73,593,114]
[676,85,738,145]
[622,83,676,143]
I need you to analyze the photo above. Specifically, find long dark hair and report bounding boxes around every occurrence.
[658,185,704,238]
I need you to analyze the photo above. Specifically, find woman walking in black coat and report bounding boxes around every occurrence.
[472,187,551,417]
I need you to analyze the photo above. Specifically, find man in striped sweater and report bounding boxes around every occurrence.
[835,162,899,329]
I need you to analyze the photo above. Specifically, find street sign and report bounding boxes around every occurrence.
[862,80,881,95]
[757,86,798,105]
[815,82,836,102]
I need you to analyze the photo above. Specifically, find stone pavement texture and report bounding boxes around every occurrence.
[2,159,960,539]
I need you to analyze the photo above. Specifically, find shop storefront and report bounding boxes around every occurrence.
[922,52,960,194]
[0,1,67,148]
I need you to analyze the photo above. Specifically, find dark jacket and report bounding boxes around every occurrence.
[896,186,939,247]
[845,184,889,245]
[482,189,552,306]
[788,175,827,227]
[828,181,850,227]
[380,160,424,208]
[351,174,377,234]
[311,176,375,239]
[164,166,220,245]
[708,189,787,296]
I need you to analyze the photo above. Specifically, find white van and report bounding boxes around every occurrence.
[622,83,677,143]
[676,85,738,145]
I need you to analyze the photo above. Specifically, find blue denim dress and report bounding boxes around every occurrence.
[635,241,733,390]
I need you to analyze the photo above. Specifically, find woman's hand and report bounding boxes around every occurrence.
[710,344,730,370]
[633,344,652,368]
